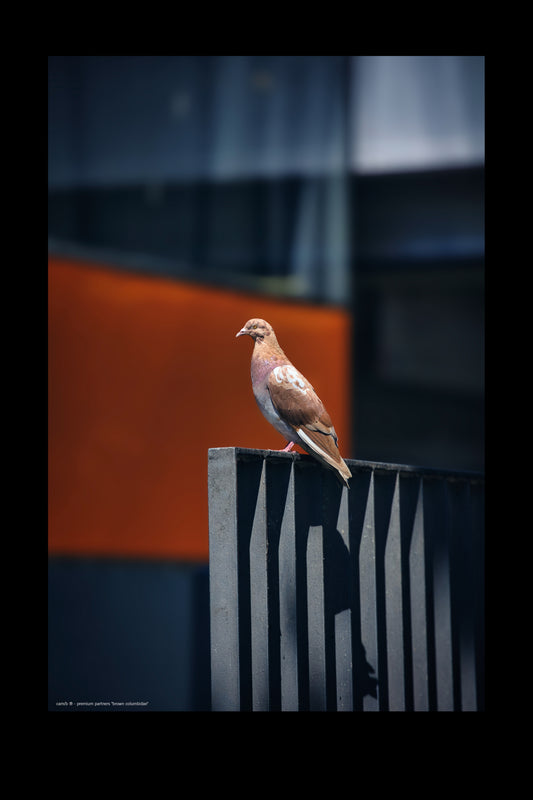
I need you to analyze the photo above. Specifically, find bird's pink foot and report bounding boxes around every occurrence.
[279,441,296,452]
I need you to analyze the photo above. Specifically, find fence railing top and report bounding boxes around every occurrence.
[208,447,484,484]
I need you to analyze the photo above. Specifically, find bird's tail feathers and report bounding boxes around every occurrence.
[296,427,351,488]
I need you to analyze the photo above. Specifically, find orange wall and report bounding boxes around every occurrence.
[48,257,352,560]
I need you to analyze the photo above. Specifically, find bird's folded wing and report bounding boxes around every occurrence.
[267,364,351,483]
[267,366,339,445]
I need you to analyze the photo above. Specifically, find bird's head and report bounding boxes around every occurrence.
[236,318,274,343]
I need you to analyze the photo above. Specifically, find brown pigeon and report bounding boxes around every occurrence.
[236,318,352,488]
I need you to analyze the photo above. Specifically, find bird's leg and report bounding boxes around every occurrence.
[279,441,296,452]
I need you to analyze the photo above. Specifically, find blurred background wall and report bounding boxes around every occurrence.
[48,55,484,711]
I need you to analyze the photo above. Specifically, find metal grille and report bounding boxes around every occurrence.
[208,447,484,711]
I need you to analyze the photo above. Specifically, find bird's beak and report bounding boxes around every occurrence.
[236,327,247,338]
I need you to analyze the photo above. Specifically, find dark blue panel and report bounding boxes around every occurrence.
[48,558,210,711]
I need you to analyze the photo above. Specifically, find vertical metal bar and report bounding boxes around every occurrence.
[384,473,405,710]
[373,470,397,711]
[264,458,290,712]
[428,478,454,711]
[249,460,269,711]
[307,523,327,711]
[208,448,240,711]
[359,471,379,711]
[278,461,299,711]
[470,480,485,711]
[449,480,477,711]
[334,488,353,711]
[408,479,429,711]
[335,609,353,710]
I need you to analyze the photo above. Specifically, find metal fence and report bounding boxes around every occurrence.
[208,447,484,711]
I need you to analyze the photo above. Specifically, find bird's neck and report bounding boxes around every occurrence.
[251,336,289,377]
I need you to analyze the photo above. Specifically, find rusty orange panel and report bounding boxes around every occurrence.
[48,256,352,560]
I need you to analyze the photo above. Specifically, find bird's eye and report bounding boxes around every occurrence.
[252,324,258,329]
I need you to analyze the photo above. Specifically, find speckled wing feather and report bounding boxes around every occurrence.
[267,364,351,484]
[267,364,330,428]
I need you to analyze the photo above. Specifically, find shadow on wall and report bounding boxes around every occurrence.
[209,449,484,712]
